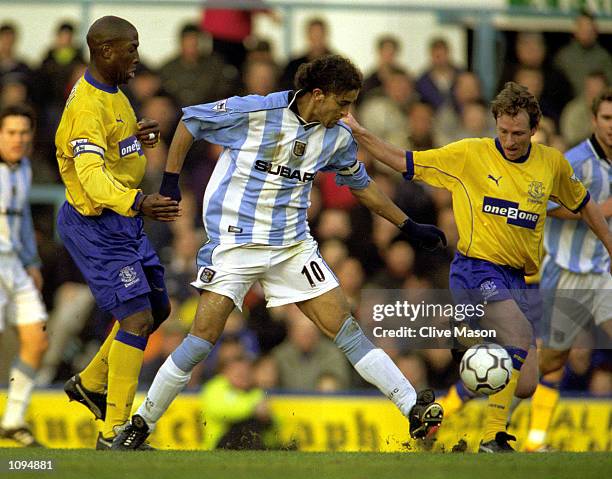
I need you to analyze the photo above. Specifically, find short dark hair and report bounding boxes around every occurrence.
[491,81,541,129]
[577,8,595,22]
[429,37,449,51]
[58,22,75,34]
[377,35,399,52]
[294,55,362,94]
[592,87,612,117]
[307,17,327,31]
[0,104,36,131]
[0,23,16,35]
[180,23,200,38]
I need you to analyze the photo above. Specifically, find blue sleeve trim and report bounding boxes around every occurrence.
[131,192,143,212]
[572,190,590,213]
[402,151,414,180]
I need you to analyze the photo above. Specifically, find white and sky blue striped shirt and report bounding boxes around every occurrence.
[0,157,39,266]
[183,91,369,248]
[544,136,611,275]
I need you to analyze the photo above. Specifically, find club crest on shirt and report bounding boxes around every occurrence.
[119,265,140,288]
[292,140,307,157]
[527,181,545,204]
[200,267,216,283]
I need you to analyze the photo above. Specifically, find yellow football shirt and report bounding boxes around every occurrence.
[406,138,588,275]
[55,70,145,217]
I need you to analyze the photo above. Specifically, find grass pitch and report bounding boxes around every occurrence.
[0,449,610,479]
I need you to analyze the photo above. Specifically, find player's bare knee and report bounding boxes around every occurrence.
[515,377,537,398]
[189,320,223,344]
[121,312,154,337]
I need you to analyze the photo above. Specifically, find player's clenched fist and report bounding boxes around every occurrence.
[136,118,160,148]
[137,193,181,222]
[398,218,447,251]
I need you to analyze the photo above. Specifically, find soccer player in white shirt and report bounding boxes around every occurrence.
[0,105,48,447]
[113,55,447,449]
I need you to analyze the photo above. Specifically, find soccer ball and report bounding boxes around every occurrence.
[459,343,512,395]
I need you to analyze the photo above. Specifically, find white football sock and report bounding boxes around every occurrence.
[2,360,37,429]
[354,348,417,417]
[135,356,191,430]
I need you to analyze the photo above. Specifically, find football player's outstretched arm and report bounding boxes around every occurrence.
[549,197,612,220]
[343,113,406,173]
[350,179,407,226]
[165,121,195,174]
[351,180,446,251]
[159,122,195,202]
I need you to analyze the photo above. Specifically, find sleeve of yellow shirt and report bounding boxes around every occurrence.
[73,151,140,217]
[71,110,140,217]
[407,139,469,190]
[550,151,590,213]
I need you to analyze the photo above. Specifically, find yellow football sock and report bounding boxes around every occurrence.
[482,368,520,442]
[80,321,120,393]
[102,330,146,439]
[438,384,467,417]
[524,382,559,451]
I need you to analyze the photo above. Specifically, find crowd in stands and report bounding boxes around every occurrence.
[1,9,611,404]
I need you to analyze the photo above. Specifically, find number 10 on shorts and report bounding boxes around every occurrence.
[301,261,326,287]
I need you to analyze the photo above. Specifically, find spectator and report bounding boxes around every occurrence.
[336,256,366,309]
[513,66,561,127]
[560,71,608,148]
[242,59,278,96]
[159,23,240,108]
[279,18,332,90]
[360,35,402,103]
[406,102,440,151]
[123,64,164,117]
[415,37,462,112]
[253,354,279,389]
[442,100,495,143]
[271,306,350,390]
[435,71,483,142]
[554,9,612,96]
[370,240,414,289]
[200,4,279,71]
[359,66,416,148]
[0,23,33,98]
[36,22,84,108]
[245,38,275,64]
[200,355,276,449]
[498,32,573,117]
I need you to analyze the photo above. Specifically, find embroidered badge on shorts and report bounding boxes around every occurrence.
[480,280,498,301]
[200,267,216,283]
[119,265,140,288]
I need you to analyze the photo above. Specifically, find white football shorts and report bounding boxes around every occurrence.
[0,253,48,332]
[545,268,612,350]
[191,238,339,310]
